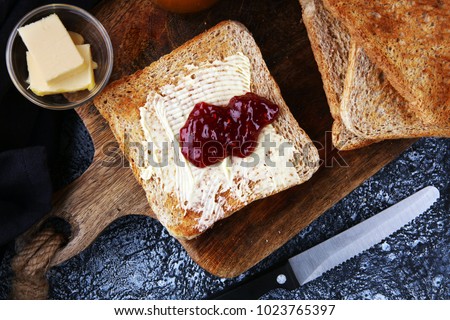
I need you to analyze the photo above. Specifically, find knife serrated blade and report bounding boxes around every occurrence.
[289,185,440,285]
[214,186,440,299]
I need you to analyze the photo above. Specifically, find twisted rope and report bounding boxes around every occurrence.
[11,227,66,299]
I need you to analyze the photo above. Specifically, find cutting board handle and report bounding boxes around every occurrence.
[17,103,152,268]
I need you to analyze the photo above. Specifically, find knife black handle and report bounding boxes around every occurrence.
[212,261,300,300]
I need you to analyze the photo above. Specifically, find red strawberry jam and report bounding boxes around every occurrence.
[179,92,279,168]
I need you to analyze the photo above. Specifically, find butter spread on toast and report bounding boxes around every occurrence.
[139,53,301,231]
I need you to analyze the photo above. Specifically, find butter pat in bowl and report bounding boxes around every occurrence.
[6,4,113,110]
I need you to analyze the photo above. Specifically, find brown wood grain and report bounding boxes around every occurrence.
[26,0,416,276]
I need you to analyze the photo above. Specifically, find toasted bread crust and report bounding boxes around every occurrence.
[300,0,376,150]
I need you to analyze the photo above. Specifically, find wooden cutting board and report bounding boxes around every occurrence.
[28,0,415,278]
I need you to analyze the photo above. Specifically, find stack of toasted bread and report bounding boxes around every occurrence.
[300,0,450,150]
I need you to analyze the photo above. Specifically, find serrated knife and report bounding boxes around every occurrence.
[214,186,440,299]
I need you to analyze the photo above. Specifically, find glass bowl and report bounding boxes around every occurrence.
[6,3,113,110]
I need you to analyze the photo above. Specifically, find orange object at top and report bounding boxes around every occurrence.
[152,0,219,13]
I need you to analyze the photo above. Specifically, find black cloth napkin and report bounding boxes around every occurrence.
[0,147,52,245]
[0,0,99,252]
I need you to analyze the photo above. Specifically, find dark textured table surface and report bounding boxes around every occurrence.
[1,110,449,300]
